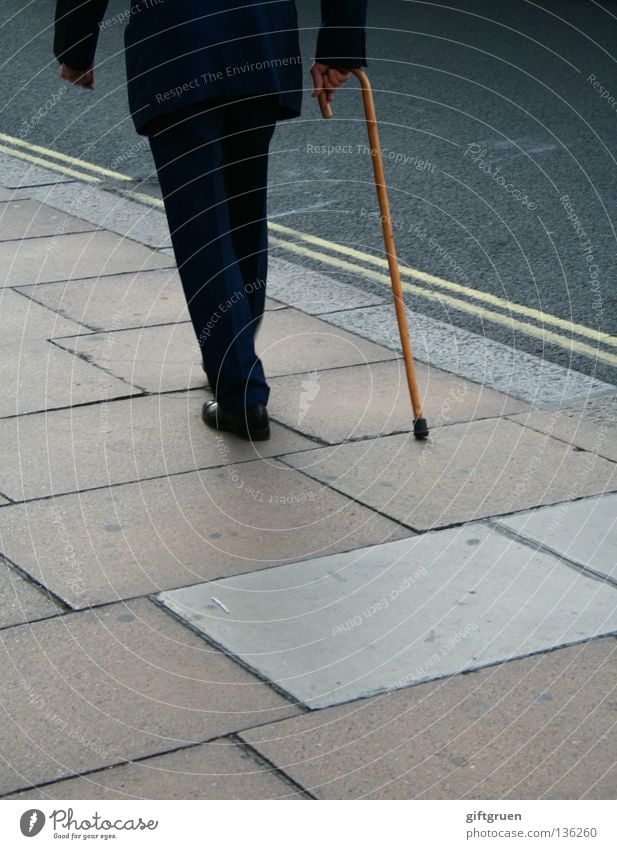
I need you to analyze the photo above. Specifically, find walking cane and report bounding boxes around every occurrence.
[318,69,429,439]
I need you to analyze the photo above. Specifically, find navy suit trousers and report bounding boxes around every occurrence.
[147,95,278,413]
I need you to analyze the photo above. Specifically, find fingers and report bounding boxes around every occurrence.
[310,63,353,103]
[60,63,95,90]
[310,62,328,98]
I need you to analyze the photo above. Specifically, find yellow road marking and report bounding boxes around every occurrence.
[270,221,617,351]
[127,190,164,209]
[0,133,132,182]
[126,186,616,366]
[0,143,101,183]
[269,235,617,368]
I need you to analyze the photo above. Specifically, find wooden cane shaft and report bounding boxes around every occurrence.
[351,70,424,420]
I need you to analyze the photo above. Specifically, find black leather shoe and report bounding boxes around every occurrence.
[202,399,270,441]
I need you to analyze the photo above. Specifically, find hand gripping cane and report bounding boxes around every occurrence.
[319,70,429,439]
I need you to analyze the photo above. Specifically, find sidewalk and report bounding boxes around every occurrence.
[0,159,616,800]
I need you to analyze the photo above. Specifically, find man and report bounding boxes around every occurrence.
[54,0,368,440]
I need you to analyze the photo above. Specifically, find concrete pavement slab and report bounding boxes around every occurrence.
[0,393,317,501]
[0,185,17,202]
[0,462,410,608]
[158,523,617,709]
[8,739,304,800]
[239,637,617,799]
[496,493,617,583]
[281,419,617,530]
[18,270,283,333]
[269,360,527,443]
[509,393,617,462]
[55,308,396,394]
[22,182,172,250]
[0,598,299,797]
[267,256,384,314]
[0,287,87,340]
[0,199,96,242]
[55,322,205,394]
[323,305,614,406]
[0,341,136,418]
[0,560,62,629]
[0,230,173,288]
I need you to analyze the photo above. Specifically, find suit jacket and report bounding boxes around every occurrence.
[54,1,368,134]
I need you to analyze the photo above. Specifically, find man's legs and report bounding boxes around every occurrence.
[221,96,278,329]
[147,99,274,414]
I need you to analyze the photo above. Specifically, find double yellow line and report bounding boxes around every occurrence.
[268,221,617,368]
[1,131,615,368]
[0,132,132,184]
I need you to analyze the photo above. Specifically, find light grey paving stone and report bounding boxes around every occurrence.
[0,287,87,341]
[0,598,299,796]
[0,185,18,202]
[0,199,96,242]
[158,524,617,709]
[0,340,136,418]
[56,322,204,394]
[496,493,617,583]
[509,393,617,463]
[0,151,73,188]
[18,271,282,333]
[23,182,172,249]
[8,739,304,800]
[267,256,384,314]
[239,637,617,799]
[281,419,617,530]
[55,308,396,394]
[0,462,410,608]
[0,393,317,500]
[0,560,62,629]
[0,229,173,288]
[322,305,614,406]
[269,360,527,443]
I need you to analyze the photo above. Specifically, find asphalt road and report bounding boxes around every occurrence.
[1,0,616,383]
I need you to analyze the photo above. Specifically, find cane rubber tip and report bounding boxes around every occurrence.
[413,418,429,440]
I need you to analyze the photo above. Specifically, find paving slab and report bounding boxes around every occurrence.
[509,393,617,463]
[496,493,617,583]
[0,199,96,242]
[239,637,617,799]
[0,598,299,797]
[322,305,614,406]
[55,322,206,393]
[18,270,282,333]
[0,229,173,288]
[0,287,87,340]
[55,308,396,394]
[158,523,617,709]
[0,185,17,202]
[267,255,384,314]
[269,360,527,443]
[0,560,62,629]
[8,739,303,800]
[0,393,317,500]
[0,462,410,609]
[281,419,617,530]
[23,182,172,250]
[0,340,137,418]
